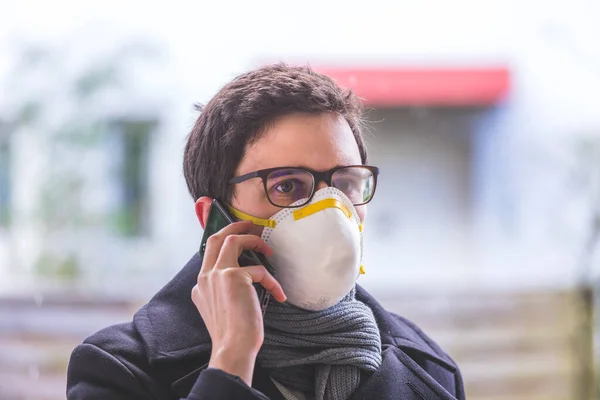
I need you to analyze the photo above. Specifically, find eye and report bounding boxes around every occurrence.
[274,180,297,194]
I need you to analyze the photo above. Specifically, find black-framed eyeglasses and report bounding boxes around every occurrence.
[229,165,379,208]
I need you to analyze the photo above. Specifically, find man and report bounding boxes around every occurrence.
[67,64,465,400]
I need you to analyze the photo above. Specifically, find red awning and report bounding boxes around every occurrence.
[312,66,510,107]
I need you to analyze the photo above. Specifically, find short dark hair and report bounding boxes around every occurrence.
[183,63,368,202]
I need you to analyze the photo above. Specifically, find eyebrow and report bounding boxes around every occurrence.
[266,168,302,180]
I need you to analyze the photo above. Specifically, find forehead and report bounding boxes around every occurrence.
[237,112,361,176]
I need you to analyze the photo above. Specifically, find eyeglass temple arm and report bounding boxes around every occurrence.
[229,171,260,184]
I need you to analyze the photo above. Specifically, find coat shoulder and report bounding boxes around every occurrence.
[387,312,465,399]
[67,311,170,399]
[388,312,459,369]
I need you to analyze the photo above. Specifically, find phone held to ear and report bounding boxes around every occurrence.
[199,199,276,316]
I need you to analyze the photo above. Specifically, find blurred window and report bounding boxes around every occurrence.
[108,119,155,237]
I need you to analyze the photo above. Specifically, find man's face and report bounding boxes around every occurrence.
[231,112,366,237]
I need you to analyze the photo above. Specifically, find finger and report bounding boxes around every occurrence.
[243,265,287,303]
[202,221,253,270]
[216,235,273,269]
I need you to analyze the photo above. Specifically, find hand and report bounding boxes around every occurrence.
[191,220,286,386]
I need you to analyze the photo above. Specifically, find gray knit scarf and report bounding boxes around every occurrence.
[257,288,382,400]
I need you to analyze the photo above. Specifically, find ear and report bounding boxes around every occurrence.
[195,197,213,229]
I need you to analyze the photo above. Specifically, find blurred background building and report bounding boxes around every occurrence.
[1,0,599,399]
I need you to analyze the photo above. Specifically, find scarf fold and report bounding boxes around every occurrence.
[257,289,382,400]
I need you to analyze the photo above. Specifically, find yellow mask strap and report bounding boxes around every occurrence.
[228,207,277,228]
[229,198,364,230]
[292,198,353,221]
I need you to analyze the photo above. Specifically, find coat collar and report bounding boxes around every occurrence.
[133,253,456,371]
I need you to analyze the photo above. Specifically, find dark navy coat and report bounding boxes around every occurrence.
[67,253,465,399]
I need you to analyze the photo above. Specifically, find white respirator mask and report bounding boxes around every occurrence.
[230,187,365,311]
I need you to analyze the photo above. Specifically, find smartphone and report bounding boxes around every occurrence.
[199,199,275,316]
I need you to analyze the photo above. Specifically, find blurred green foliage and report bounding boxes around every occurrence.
[3,40,161,282]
